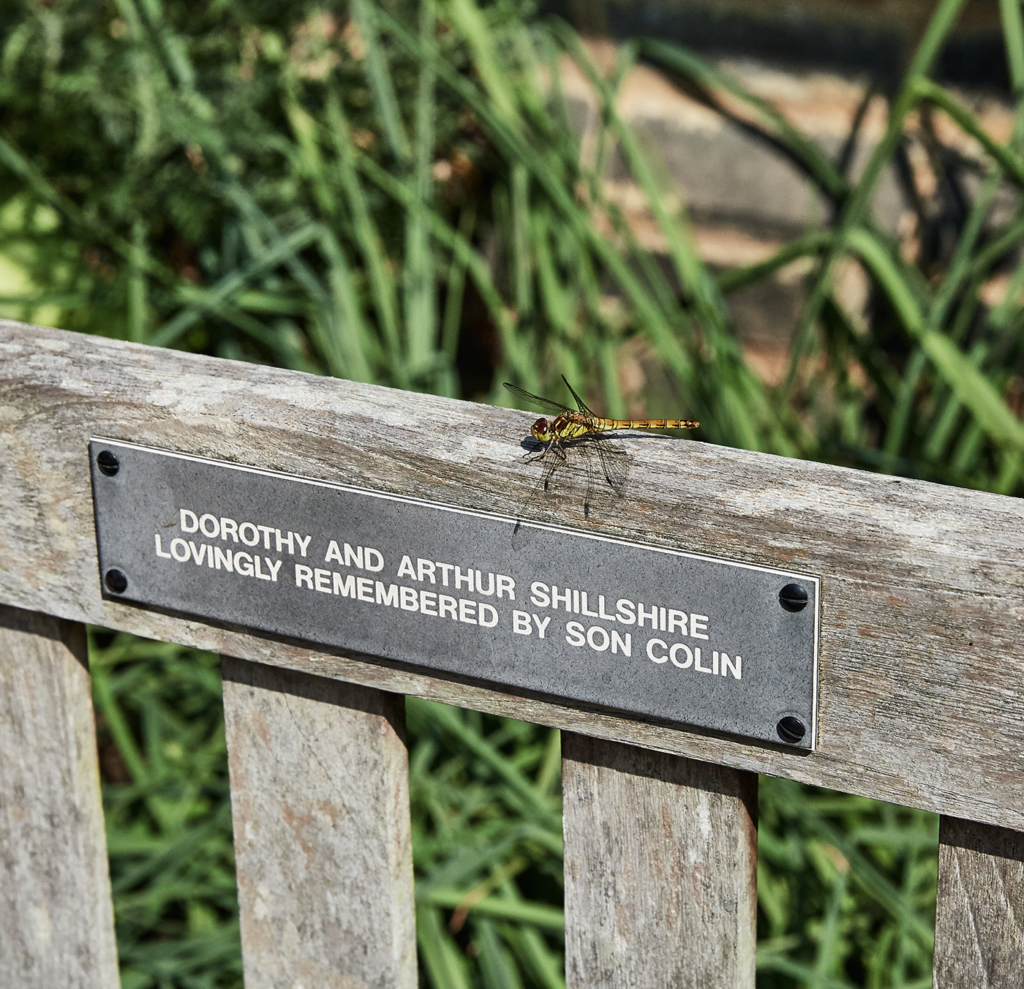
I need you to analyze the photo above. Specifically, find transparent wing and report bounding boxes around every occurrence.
[588,432,630,497]
[564,433,630,517]
[560,376,598,419]
[502,382,570,416]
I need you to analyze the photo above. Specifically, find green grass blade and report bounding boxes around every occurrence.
[404,0,438,380]
[350,0,411,163]
[417,905,474,989]
[782,0,972,399]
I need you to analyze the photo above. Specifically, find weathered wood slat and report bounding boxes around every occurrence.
[562,732,758,988]
[933,815,1024,987]
[221,657,416,989]
[0,604,120,989]
[4,322,1024,828]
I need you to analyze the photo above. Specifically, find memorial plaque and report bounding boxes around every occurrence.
[90,439,820,748]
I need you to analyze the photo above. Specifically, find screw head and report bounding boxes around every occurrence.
[777,716,806,744]
[104,569,128,594]
[779,583,809,613]
[97,450,120,476]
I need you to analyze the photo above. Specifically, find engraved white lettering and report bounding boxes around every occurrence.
[637,602,658,628]
[668,609,687,635]
[334,572,356,597]
[647,638,668,663]
[564,621,586,647]
[670,643,693,669]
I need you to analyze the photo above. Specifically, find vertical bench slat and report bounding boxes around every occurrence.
[0,604,120,989]
[561,731,758,988]
[221,657,416,989]
[933,814,1024,987]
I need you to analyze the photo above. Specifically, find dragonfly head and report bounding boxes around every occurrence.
[530,417,553,443]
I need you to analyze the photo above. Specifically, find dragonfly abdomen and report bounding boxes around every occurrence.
[595,417,700,431]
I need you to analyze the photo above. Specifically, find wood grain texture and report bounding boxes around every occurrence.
[4,321,1024,827]
[562,732,757,988]
[0,604,119,989]
[221,657,415,989]
[933,815,1024,988]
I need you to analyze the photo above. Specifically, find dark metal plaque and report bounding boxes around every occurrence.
[90,439,820,749]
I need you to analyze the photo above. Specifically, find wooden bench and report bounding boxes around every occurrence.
[1,320,1022,986]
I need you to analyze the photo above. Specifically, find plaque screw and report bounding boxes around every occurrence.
[779,583,808,612]
[777,716,806,744]
[104,569,128,594]
[97,450,120,476]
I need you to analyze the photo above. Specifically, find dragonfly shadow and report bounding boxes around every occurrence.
[509,432,633,554]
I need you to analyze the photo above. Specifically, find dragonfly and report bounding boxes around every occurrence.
[503,377,699,520]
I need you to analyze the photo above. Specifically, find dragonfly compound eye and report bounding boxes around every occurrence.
[531,418,552,442]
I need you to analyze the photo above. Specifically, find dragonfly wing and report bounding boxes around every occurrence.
[560,375,597,418]
[503,382,569,416]
[561,432,629,519]
[591,433,630,497]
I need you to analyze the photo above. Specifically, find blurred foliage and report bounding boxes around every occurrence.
[90,632,242,989]
[7,0,1024,983]
[1,0,1023,479]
